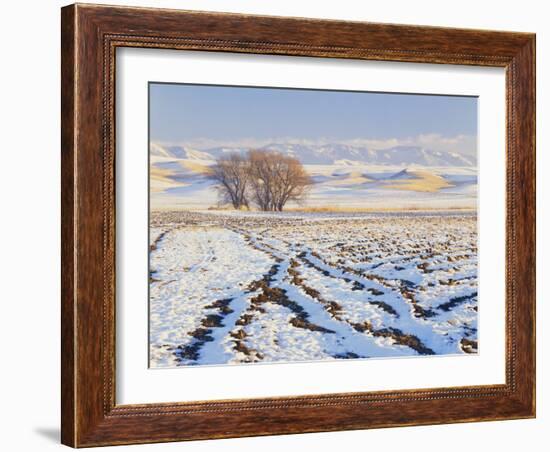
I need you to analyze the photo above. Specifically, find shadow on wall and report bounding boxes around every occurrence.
[34,427,59,443]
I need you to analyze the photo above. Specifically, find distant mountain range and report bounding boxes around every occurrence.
[150,142,476,167]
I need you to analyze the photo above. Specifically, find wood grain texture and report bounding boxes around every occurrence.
[60,5,76,447]
[60,3,536,447]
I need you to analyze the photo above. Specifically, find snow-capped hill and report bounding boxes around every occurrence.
[334,159,365,166]
[150,142,173,158]
[388,168,417,180]
[382,168,453,192]
[200,143,476,167]
[150,143,214,161]
[166,146,214,161]
[152,141,476,167]
[203,146,244,155]
[374,146,475,167]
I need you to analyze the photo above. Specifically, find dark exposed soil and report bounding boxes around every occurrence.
[289,317,335,333]
[400,286,437,319]
[369,301,399,316]
[250,280,336,334]
[333,352,364,359]
[204,298,234,315]
[289,259,344,319]
[352,321,435,355]
[149,231,169,283]
[201,314,225,328]
[438,292,478,312]
[173,298,233,363]
[149,230,168,252]
[230,261,338,363]
[287,258,435,356]
[460,338,478,354]
[295,253,404,320]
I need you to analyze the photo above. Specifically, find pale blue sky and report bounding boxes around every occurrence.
[149,82,477,149]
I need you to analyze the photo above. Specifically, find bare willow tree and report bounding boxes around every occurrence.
[248,150,276,211]
[208,153,250,209]
[271,154,313,211]
[248,150,312,211]
[209,150,312,211]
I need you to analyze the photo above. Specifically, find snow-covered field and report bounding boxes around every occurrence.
[149,210,478,367]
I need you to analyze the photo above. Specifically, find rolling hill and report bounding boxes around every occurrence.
[149,142,477,210]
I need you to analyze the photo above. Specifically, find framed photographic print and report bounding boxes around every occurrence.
[61,3,536,447]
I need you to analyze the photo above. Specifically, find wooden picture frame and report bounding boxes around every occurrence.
[61,3,535,447]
